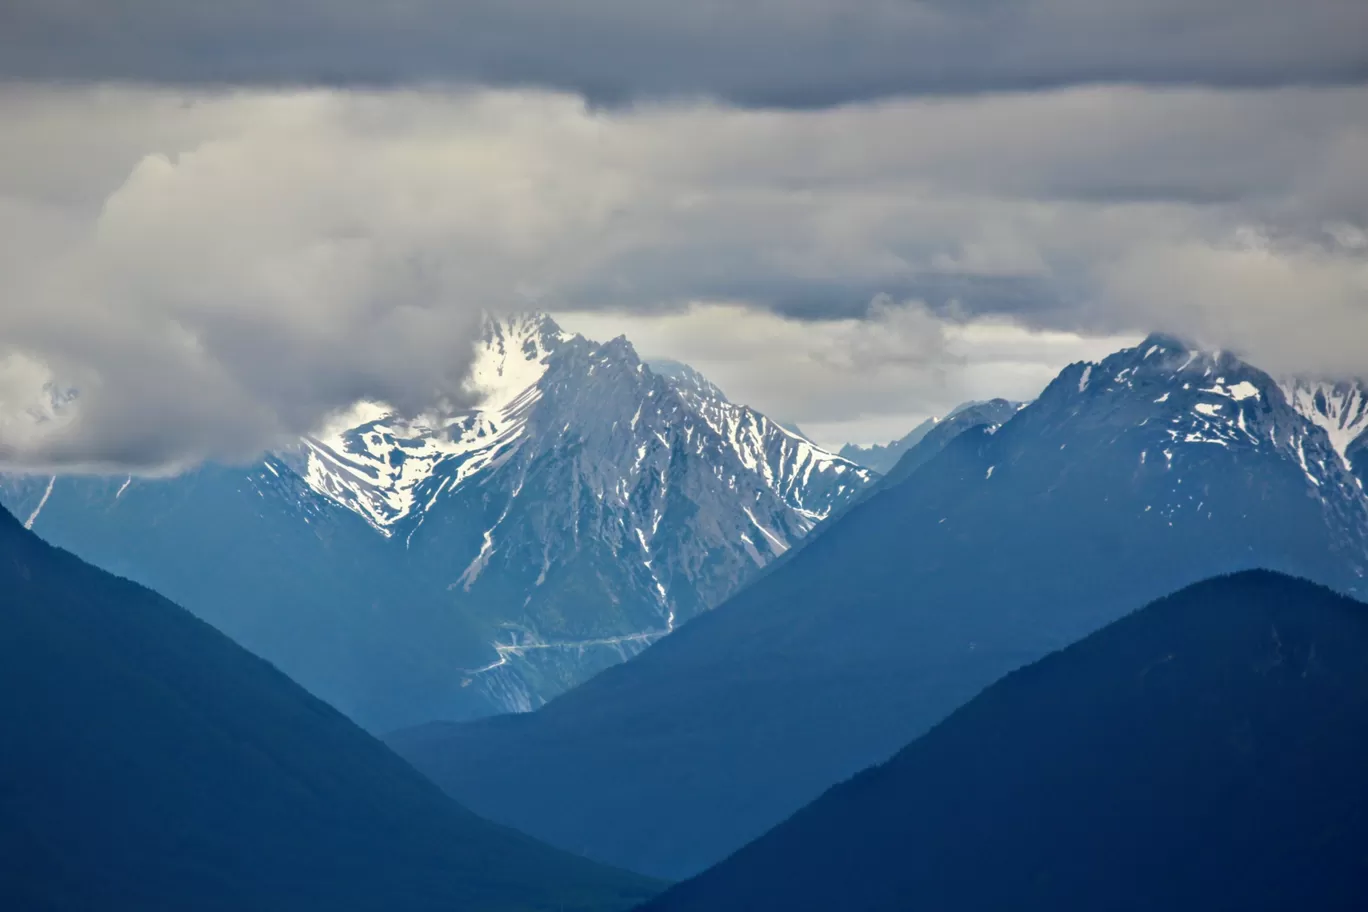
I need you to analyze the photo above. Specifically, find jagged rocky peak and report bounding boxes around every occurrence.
[478,310,566,348]
[649,362,873,522]
[288,312,874,541]
[285,312,581,533]
[399,320,876,713]
[1058,332,1249,412]
[843,336,1262,475]
[648,359,731,405]
[252,311,877,715]
[469,311,571,401]
[1057,332,1272,408]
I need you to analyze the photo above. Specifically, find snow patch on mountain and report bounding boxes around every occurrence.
[23,475,55,529]
[291,314,562,534]
[655,362,873,521]
[1281,379,1368,473]
[1055,336,1368,531]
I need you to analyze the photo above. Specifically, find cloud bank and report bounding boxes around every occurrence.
[0,84,1364,466]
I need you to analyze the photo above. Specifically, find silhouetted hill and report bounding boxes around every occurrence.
[644,571,1368,912]
[0,505,657,912]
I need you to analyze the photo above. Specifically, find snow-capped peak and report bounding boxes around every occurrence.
[284,315,871,541]
[290,313,569,533]
[470,313,570,411]
[1040,334,1368,502]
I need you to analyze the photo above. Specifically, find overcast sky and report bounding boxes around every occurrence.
[1,2,1365,467]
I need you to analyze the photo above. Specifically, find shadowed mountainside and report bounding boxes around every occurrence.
[0,504,658,912]
[644,571,1368,912]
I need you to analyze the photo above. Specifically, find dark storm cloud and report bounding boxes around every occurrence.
[1,1,1366,104]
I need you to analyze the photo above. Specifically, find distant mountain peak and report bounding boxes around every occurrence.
[1026,336,1368,544]
[840,402,1026,476]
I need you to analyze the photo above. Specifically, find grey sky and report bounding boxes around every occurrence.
[3,1,1366,105]
[0,4,1365,465]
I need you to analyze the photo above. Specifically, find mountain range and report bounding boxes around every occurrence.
[835,399,1018,475]
[391,333,1368,879]
[0,314,872,729]
[643,571,1368,912]
[8,321,1368,905]
[0,502,657,912]
[848,398,1023,497]
[838,416,939,473]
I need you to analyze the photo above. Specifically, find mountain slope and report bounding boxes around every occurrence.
[838,418,938,473]
[648,358,868,522]
[873,398,1021,491]
[643,571,1368,912]
[0,315,871,728]
[838,400,1025,483]
[0,504,658,912]
[391,334,1368,879]
[793,399,1021,554]
[1282,378,1368,489]
[0,462,477,729]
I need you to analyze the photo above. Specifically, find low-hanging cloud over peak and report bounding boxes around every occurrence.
[0,82,1364,471]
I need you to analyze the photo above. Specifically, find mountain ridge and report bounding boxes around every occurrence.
[839,418,939,473]
[391,332,1368,879]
